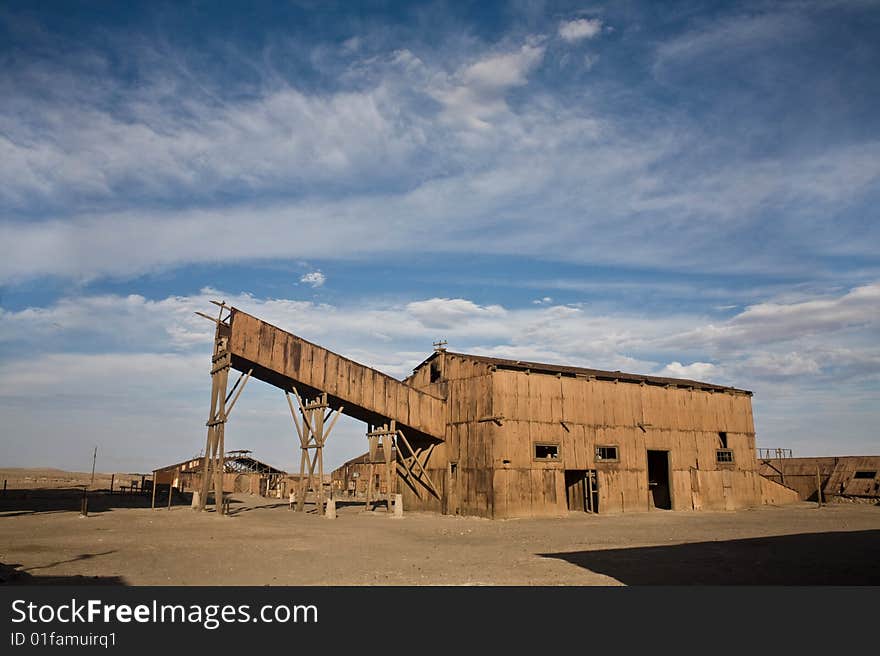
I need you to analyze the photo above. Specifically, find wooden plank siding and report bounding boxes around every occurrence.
[446,361,766,518]
[227,309,447,441]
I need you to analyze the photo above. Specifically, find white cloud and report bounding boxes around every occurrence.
[2,282,879,468]
[429,41,546,129]
[300,271,326,288]
[658,361,718,380]
[0,30,878,284]
[665,282,880,351]
[404,298,508,335]
[558,18,603,42]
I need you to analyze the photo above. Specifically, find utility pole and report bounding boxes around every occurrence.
[90,446,98,487]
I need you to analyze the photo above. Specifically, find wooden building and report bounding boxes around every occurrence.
[399,351,797,516]
[331,448,395,498]
[759,455,880,502]
[193,304,797,517]
[153,450,286,498]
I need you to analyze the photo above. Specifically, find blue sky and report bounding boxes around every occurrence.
[1,0,878,474]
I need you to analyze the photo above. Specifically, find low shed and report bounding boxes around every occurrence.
[759,456,880,501]
[331,448,395,498]
[153,450,286,497]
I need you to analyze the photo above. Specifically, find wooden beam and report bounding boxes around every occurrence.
[195,311,221,325]
[285,391,305,444]
[396,430,440,499]
[224,368,252,419]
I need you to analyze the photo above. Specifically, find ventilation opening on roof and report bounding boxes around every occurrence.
[430,361,442,383]
[853,471,876,479]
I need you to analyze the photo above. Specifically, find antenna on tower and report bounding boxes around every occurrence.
[433,339,448,352]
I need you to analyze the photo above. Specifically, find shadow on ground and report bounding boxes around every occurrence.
[0,488,191,516]
[539,529,880,585]
[0,555,127,586]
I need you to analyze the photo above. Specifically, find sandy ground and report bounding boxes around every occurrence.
[1,478,878,585]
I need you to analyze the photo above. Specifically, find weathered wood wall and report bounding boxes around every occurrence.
[759,456,880,500]
[227,309,447,440]
[760,476,800,505]
[331,458,394,497]
[403,352,767,518]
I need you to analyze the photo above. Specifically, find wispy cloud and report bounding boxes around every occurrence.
[0,14,878,284]
[2,282,878,467]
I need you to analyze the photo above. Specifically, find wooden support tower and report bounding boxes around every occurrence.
[196,302,252,514]
[286,389,343,515]
[364,421,397,512]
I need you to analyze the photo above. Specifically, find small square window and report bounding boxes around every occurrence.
[716,449,734,463]
[449,462,458,478]
[596,445,619,462]
[534,444,560,460]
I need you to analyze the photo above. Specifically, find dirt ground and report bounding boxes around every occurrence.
[1,475,878,586]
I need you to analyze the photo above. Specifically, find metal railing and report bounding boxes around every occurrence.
[757,448,793,460]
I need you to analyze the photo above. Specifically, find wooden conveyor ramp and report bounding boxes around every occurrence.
[226,308,447,440]
[195,303,446,515]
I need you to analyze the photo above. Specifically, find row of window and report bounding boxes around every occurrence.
[533,443,736,464]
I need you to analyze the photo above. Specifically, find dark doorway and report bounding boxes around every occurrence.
[647,450,671,510]
[565,470,598,513]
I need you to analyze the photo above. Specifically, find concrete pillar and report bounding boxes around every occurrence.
[392,493,403,518]
[325,498,336,519]
[191,491,201,510]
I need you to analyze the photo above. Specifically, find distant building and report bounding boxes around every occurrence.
[331,448,395,498]
[152,450,286,497]
[759,455,880,502]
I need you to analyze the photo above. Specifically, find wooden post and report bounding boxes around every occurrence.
[586,472,594,513]
[385,420,395,512]
[2,479,6,496]
[167,484,173,510]
[109,474,114,495]
[151,476,157,509]
[816,465,823,508]
[90,446,97,487]
[366,462,374,512]
[316,395,326,516]
[287,390,341,515]
[195,306,250,515]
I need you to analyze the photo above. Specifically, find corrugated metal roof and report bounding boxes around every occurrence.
[413,351,751,395]
[153,453,286,475]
